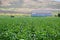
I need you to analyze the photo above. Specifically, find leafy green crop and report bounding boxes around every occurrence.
[0,16,60,40]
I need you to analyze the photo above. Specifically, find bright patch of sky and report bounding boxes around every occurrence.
[54,0,60,2]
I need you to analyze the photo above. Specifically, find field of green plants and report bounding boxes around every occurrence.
[0,16,60,40]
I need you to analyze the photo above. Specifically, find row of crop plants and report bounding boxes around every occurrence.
[0,16,60,40]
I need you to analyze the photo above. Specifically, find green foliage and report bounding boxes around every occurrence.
[0,16,60,40]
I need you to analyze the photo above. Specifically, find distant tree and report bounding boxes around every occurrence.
[58,13,60,17]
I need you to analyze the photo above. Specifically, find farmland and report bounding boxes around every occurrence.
[0,16,60,40]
